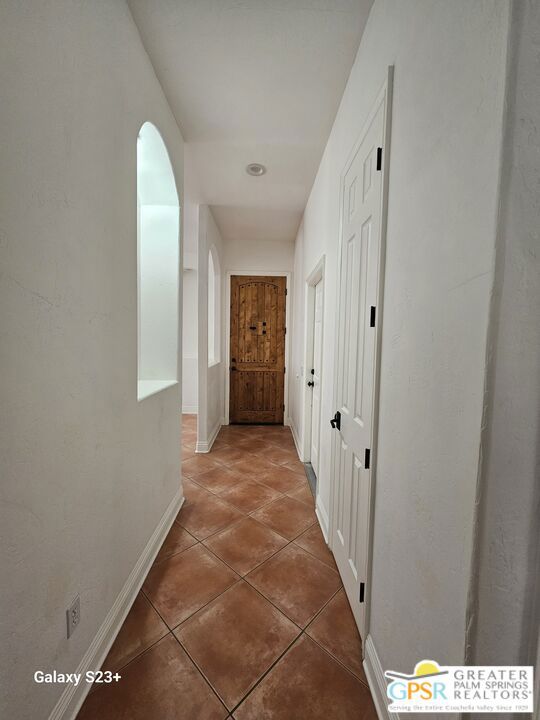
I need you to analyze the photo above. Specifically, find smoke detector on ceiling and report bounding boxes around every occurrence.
[246,163,266,177]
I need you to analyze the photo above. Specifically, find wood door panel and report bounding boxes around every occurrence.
[230,275,286,424]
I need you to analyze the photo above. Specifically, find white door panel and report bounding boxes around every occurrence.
[310,279,324,477]
[331,90,389,639]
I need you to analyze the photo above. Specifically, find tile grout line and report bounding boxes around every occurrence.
[169,630,230,716]
[104,630,172,677]
[174,424,334,635]
[200,536,340,634]
[99,423,360,716]
[224,584,369,714]
[226,631,302,715]
[187,466,306,497]
[173,616,249,714]
[306,631,371,690]
[151,523,199,566]
[181,482,313,540]
[143,565,242,636]
[86,423,315,713]
[173,512,336,636]
[126,588,366,718]
[181,421,367,703]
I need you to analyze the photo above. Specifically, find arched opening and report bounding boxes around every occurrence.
[137,122,180,399]
[208,245,220,366]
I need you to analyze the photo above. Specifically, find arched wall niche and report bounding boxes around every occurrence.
[137,121,181,400]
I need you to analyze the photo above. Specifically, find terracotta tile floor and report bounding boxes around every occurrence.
[78,416,377,719]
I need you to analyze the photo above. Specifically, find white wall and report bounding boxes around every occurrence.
[139,205,179,382]
[467,0,540,676]
[224,238,295,274]
[290,0,509,680]
[182,145,201,269]
[207,247,221,365]
[0,2,184,718]
[181,146,200,414]
[289,221,305,450]
[197,207,226,447]
[182,269,198,412]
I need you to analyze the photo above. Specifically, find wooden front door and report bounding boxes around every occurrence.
[229,275,286,424]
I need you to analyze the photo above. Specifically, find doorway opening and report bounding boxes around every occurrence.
[302,257,326,495]
[228,274,287,425]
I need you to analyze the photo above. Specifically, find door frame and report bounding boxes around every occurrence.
[301,255,326,464]
[328,66,394,641]
[224,270,292,426]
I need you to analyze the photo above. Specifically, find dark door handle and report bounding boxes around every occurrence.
[249,326,257,330]
[307,381,314,387]
[330,411,341,430]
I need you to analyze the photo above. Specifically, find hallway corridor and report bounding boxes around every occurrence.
[77,417,376,719]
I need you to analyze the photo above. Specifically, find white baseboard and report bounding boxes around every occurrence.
[315,496,330,542]
[195,417,222,453]
[364,634,396,720]
[290,421,304,462]
[181,405,198,414]
[48,490,184,720]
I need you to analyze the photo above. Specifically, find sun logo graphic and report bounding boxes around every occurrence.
[385,660,449,706]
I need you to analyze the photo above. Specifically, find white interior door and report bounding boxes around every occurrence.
[331,88,389,638]
[310,278,324,477]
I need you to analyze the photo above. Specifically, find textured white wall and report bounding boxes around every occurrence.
[224,238,295,274]
[289,221,305,450]
[139,205,179,381]
[467,0,540,676]
[0,2,184,718]
[290,0,509,677]
[182,269,198,412]
[198,207,225,444]
[181,146,201,413]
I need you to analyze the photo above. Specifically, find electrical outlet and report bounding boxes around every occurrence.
[66,595,80,638]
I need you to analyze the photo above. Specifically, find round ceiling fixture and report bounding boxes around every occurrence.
[246,162,266,177]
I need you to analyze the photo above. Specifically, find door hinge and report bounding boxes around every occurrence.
[359,582,365,603]
[284,327,287,334]
[370,306,376,327]
[364,448,371,469]
[376,147,382,171]
[282,403,285,411]
[284,367,286,373]
[285,288,288,295]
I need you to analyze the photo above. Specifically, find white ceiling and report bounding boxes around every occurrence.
[128,0,373,243]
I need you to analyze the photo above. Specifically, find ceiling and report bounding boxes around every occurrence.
[128,0,373,243]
